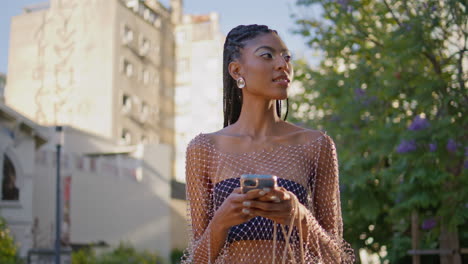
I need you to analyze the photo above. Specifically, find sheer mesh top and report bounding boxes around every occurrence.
[181,131,355,264]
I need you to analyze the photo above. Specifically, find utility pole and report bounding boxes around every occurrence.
[55,126,63,264]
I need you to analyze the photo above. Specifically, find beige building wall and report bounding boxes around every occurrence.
[32,126,175,259]
[0,103,48,257]
[174,13,225,182]
[114,0,176,147]
[5,0,176,149]
[6,1,115,139]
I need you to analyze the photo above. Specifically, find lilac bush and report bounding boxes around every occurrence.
[421,218,437,230]
[396,140,417,153]
[408,116,429,131]
[446,139,458,153]
[429,143,437,152]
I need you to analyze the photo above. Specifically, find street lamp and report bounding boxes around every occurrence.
[54,126,64,264]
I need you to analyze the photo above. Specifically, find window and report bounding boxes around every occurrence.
[140,102,149,122]
[2,155,19,201]
[122,24,133,44]
[143,8,151,20]
[142,69,150,85]
[153,72,160,86]
[123,59,133,77]
[121,129,131,144]
[154,18,161,28]
[122,94,132,113]
[139,37,150,56]
[124,0,138,9]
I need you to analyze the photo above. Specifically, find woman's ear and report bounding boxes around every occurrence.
[228,61,243,80]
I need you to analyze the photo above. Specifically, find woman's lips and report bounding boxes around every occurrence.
[272,77,290,86]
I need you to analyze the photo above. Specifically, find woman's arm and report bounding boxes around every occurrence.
[184,139,266,263]
[307,133,354,263]
[185,139,223,263]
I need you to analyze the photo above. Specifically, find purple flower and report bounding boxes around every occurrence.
[354,88,365,98]
[403,23,412,31]
[354,88,378,106]
[429,143,437,152]
[408,116,429,131]
[363,96,377,106]
[338,0,349,6]
[446,139,458,153]
[421,218,437,230]
[464,160,468,170]
[396,139,417,153]
[337,0,353,12]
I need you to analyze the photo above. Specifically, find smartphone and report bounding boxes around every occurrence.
[240,174,277,194]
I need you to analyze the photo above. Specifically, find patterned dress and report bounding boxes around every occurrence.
[181,130,354,264]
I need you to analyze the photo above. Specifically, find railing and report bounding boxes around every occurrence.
[27,248,71,264]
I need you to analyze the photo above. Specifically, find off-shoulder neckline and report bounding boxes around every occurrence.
[196,130,327,157]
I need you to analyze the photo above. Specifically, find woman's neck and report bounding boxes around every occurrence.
[232,97,283,138]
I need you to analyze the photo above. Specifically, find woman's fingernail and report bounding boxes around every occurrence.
[242,208,250,214]
[270,195,277,201]
[243,201,251,207]
[259,190,266,195]
[263,188,271,192]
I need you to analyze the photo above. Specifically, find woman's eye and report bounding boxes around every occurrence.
[284,55,292,62]
[261,53,273,59]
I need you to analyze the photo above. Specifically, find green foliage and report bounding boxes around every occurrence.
[170,248,184,264]
[71,248,97,264]
[290,0,467,262]
[71,243,165,264]
[0,217,20,264]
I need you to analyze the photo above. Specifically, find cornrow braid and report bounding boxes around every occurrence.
[223,24,289,127]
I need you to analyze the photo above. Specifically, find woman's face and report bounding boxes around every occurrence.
[233,32,293,100]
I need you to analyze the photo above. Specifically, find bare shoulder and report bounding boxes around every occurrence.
[281,122,327,145]
[186,133,212,154]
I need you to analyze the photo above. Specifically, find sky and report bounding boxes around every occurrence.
[0,0,319,75]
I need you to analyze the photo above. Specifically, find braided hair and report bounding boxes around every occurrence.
[223,24,289,128]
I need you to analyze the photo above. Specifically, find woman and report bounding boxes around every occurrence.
[182,24,354,264]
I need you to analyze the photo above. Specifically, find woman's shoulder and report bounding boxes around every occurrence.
[186,133,214,153]
[280,122,330,145]
[195,123,331,145]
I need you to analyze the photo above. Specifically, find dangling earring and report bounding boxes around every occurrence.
[237,77,245,89]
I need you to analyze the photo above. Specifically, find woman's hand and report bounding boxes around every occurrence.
[244,187,306,225]
[212,187,269,231]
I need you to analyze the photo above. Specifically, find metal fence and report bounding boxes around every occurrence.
[27,249,72,264]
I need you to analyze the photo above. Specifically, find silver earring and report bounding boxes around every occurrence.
[237,77,245,89]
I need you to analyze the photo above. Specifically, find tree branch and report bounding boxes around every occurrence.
[422,51,442,75]
[383,0,402,27]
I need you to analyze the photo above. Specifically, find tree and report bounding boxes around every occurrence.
[289,0,467,262]
[0,217,20,264]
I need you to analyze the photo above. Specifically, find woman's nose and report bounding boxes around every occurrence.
[276,56,290,72]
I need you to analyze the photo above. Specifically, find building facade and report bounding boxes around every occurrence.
[174,13,225,182]
[0,102,48,257]
[31,126,176,259]
[5,0,177,147]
